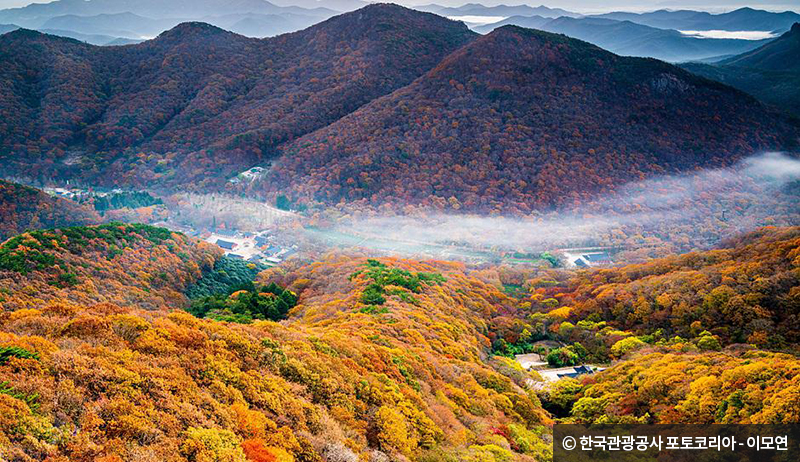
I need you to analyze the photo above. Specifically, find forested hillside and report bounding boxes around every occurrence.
[1,220,799,460]
[263,26,797,213]
[490,227,800,425]
[720,23,800,71]
[0,5,476,188]
[1,5,797,214]
[548,349,800,424]
[0,223,218,310]
[0,225,552,462]
[492,227,800,362]
[564,227,800,348]
[475,16,772,62]
[683,23,800,117]
[0,180,100,241]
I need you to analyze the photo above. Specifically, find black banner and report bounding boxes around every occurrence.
[554,424,800,461]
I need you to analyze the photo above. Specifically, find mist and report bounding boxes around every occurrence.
[312,152,800,259]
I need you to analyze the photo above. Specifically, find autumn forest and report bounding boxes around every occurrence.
[1,1,800,462]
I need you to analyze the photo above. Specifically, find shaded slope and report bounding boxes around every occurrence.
[682,24,800,116]
[720,22,800,71]
[0,5,477,188]
[0,180,100,240]
[264,26,798,213]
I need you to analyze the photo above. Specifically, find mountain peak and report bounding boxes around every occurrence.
[3,27,41,39]
[155,21,230,40]
[289,3,475,48]
[1,26,86,46]
[485,24,595,51]
[342,3,464,24]
[719,20,800,71]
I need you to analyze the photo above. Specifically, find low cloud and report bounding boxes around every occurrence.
[316,152,800,257]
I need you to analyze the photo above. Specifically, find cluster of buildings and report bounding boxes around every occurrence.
[141,219,300,267]
[44,186,118,201]
[561,249,614,268]
[228,166,266,184]
[514,352,604,388]
[205,229,298,266]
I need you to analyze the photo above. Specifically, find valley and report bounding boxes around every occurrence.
[0,2,799,462]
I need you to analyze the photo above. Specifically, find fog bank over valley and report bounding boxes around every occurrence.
[310,152,800,259]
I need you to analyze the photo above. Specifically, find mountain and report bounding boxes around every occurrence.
[2,5,798,212]
[476,16,772,62]
[0,180,100,240]
[0,223,217,308]
[34,10,330,40]
[0,5,477,188]
[260,26,798,214]
[720,22,800,71]
[474,15,552,33]
[0,0,338,41]
[682,23,800,116]
[1,20,142,45]
[540,226,800,423]
[0,23,18,34]
[592,7,800,33]
[37,27,140,45]
[0,0,335,27]
[0,225,552,461]
[40,12,180,39]
[211,12,327,37]
[566,349,800,424]
[271,0,368,12]
[566,226,800,346]
[492,226,800,424]
[1,221,799,460]
[417,3,579,19]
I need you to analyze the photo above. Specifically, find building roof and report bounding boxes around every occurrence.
[574,365,593,374]
[215,239,237,250]
[574,258,589,268]
[582,252,611,263]
[557,365,594,380]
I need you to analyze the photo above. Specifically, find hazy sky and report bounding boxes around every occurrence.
[0,0,798,14]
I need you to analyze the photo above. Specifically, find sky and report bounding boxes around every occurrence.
[0,0,798,14]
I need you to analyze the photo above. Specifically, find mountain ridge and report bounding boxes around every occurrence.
[259,23,798,213]
[682,23,800,116]
[590,7,800,32]
[0,4,477,188]
[476,15,773,62]
[1,5,797,214]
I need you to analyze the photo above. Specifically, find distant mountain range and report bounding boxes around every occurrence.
[475,15,772,62]
[38,12,180,38]
[0,0,338,41]
[0,22,142,45]
[1,2,797,58]
[416,3,580,19]
[0,0,338,25]
[591,7,800,32]
[0,5,797,213]
[682,23,800,116]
